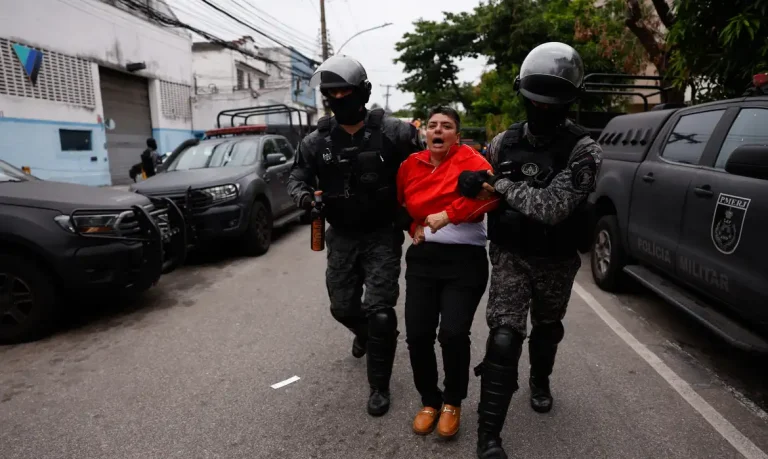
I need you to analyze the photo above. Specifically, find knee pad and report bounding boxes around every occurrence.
[368,309,398,336]
[530,321,564,347]
[485,326,525,366]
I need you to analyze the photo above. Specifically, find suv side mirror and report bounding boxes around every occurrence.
[725,145,768,180]
[265,153,287,168]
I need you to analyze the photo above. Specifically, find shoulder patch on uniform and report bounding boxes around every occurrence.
[570,149,597,192]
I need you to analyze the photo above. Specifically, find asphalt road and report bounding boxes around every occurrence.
[1,222,767,459]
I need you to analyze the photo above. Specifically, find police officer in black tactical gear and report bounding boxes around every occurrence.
[287,55,424,417]
[458,42,603,459]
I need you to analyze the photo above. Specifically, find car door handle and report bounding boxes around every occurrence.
[642,173,655,183]
[694,185,714,198]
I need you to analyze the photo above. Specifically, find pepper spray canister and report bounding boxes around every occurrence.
[310,190,325,251]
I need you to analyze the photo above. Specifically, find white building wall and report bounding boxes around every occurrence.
[0,0,195,185]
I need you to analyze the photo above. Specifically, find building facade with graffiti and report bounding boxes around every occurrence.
[0,0,196,186]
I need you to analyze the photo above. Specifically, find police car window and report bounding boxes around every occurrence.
[262,139,278,155]
[661,109,725,165]
[715,108,768,170]
[275,138,295,161]
[168,139,258,170]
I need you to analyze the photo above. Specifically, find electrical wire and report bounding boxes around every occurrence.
[198,0,318,65]
[115,0,312,80]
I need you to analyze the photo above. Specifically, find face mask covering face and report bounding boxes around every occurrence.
[326,90,367,125]
[524,97,569,136]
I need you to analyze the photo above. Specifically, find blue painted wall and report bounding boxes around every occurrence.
[151,128,197,155]
[0,117,110,186]
[291,50,316,108]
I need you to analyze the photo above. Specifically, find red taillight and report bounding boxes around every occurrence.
[205,125,268,137]
[753,73,768,88]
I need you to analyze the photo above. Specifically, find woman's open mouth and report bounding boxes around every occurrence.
[432,138,444,147]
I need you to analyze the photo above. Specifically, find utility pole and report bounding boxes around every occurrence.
[380,84,394,112]
[320,0,329,61]
[319,0,330,115]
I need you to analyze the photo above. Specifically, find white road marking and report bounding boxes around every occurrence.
[573,282,768,459]
[271,376,300,389]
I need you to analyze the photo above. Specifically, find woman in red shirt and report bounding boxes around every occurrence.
[396,106,500,439]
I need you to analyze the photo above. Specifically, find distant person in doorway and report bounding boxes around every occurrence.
[141,138,161,178]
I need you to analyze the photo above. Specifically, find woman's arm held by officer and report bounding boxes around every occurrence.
[491,136,604,226]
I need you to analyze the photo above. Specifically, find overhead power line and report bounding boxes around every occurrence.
[198,0,319,66]
[115,0,311,80]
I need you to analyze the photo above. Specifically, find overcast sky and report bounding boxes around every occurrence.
[166,0,488,111]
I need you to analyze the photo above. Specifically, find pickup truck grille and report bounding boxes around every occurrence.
[149,191,212,212]
[116,205,171,238]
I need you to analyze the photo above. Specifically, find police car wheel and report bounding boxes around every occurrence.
[243,200,272,256]
[590,215,626,292]
[0,255,58,344]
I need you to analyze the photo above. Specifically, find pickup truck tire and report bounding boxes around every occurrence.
[590,215,627,292]
[242,200,272,256]
[0,255,57,344]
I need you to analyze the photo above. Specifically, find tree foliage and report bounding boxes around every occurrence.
[394,0,646,133]
[667,0,768,102]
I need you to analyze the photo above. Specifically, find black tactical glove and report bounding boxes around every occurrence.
[299,193,314,211]
[458,170,492,198]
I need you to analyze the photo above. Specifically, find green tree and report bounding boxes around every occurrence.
[667,0,768,102]
[394,0,646,134]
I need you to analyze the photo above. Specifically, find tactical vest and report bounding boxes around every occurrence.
[487,121,591,257]
[314,108,398,231]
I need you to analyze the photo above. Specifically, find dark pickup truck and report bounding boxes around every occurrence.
[0,160,186,344]
[586,75,768,352]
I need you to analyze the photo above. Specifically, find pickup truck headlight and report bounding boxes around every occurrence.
[200,183,239,203]
[54,211,130,235]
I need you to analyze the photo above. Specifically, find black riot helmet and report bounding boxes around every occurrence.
[513,42,584,105]
[310,55,372,102]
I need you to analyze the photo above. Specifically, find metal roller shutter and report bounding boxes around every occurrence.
[99,67,152,185]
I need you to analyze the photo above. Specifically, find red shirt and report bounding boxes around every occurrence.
[397,144,501,237]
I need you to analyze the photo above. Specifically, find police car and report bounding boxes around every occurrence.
[586,73,768,352]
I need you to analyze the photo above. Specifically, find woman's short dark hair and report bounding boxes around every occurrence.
[427,105,461,131]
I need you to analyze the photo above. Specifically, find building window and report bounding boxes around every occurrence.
[59,129,92,151]
[160,80,192,120]
[259,78,265,89]
[236,69,244,90]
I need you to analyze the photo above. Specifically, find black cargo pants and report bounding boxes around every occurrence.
[325,225,405,335]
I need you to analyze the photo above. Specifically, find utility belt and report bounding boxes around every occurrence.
[487,208,580,256]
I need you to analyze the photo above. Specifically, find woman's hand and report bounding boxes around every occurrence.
[412,225,426,245]
[425,211,450,233]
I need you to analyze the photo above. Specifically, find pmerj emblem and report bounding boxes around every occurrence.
[574,167,595,191]
[322,148,333,164]
[521,162,540,177]
[711,193,751,255]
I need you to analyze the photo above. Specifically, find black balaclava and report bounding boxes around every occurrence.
[325,88,368,125]
[523,97,570,137]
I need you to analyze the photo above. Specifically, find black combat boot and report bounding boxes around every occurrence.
[475,361,519,459]
[528,322,564,414]
[366,331,399,416]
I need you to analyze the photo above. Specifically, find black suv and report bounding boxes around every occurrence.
[129,125,307,256]
[0,160,186,344]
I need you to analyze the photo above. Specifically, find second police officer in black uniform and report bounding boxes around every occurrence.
[287,55,424,416]
[459,42,604,459]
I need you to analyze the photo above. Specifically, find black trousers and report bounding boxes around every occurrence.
[404,242,489,409]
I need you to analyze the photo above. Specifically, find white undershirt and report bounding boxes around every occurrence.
[423,221,487,247]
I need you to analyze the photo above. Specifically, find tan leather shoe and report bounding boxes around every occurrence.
[436,404,461,439]
[412,406,441,435]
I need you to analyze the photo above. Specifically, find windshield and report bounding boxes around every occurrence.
[0,160,37,182]
[167,138,261,171]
